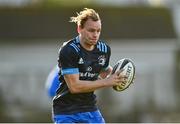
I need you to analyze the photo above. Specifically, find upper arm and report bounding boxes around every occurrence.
[58,45,80,92]
[63,73,80,93]
[59,46,79,69]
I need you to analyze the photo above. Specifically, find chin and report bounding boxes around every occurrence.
[91,42,97,46]
[91,40,98,44]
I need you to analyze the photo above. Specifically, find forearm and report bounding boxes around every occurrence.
[64,67,124,94]
[64,74,112,93]
[70,79,111,93]
[99,66,113,79]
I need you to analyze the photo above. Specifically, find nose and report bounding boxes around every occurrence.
[93,31,99,38]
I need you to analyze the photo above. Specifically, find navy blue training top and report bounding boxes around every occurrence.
[53,36,111,115]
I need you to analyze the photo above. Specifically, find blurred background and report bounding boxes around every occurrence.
[0,0,180,123]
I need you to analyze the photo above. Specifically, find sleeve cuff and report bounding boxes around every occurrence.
[61,68,79,75]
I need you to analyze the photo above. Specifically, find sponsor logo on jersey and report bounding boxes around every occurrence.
[86,66,92,72]
[78,58,84,64]
[79,72,96,78]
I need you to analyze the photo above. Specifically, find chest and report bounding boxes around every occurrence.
[77,50,107,73]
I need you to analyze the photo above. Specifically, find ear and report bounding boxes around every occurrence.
[77,25,82,33]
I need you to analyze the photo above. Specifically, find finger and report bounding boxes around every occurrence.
[121,77,128,82]
[116,80,126,86]
[118,74,128,79]
[115,75,128,83]
[115,69,124,76]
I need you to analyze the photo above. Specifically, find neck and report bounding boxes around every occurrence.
[79,36,95,51]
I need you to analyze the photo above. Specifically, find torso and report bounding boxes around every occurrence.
[53,36,111,115]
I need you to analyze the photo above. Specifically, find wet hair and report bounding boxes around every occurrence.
[70,8,100,28]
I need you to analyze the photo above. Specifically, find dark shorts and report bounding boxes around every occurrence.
[53,110,105,123]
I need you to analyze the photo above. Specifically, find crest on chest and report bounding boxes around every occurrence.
[98,55,106,66]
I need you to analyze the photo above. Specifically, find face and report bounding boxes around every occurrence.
[78,19,101,47]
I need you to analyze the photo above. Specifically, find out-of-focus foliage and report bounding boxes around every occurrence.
[38,0,95,8]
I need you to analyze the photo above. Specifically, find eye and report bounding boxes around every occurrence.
[88,29,95,32]
[87,28,101,33]
[97,29,101,33]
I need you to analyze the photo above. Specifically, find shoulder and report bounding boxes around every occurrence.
[59,38,80,55]
[96,40,111,53]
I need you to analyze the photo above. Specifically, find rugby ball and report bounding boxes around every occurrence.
[112,58,135,92]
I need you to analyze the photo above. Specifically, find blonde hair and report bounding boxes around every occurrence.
[70,8,100,28]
